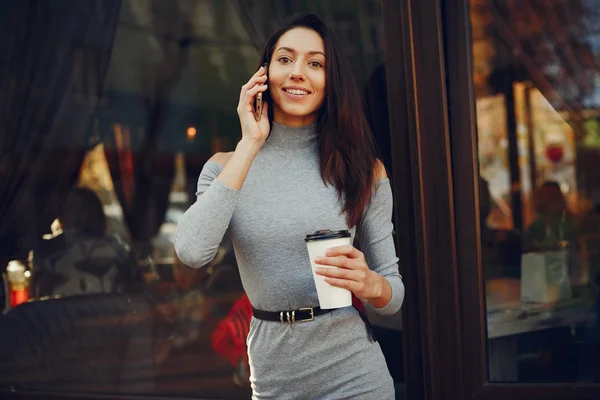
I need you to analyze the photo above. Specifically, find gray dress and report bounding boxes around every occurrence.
[175,122,404,399]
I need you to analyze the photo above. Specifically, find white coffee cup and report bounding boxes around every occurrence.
[305,230,353,309]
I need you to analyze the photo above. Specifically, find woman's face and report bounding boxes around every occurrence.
[268,27,326,126]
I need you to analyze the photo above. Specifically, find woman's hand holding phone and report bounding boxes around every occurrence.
[214,66,268,191]
[237,65,269,145]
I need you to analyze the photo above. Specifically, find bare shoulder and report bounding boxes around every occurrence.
[373,158,388,180]
[209,152,234,167]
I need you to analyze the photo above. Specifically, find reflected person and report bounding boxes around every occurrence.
[479,177,521,278]
[526,181,577,249]
[31,187,135,298]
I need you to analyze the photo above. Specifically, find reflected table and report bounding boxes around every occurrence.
[486,279,595,381]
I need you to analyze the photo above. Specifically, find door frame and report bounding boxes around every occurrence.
[383,1,464,399]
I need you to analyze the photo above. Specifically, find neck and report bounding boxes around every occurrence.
[264,121,318,149]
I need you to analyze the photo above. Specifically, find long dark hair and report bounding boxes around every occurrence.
[259,13,378,227]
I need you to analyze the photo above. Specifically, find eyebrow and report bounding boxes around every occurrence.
[276,46,325,57]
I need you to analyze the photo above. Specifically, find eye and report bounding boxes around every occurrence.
[309,61,324,68]
[277,56,292,64]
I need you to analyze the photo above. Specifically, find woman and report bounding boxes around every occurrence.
[175,13,404,399]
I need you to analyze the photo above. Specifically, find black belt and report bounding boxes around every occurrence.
[252,305,377,342]
[252,306,331,324]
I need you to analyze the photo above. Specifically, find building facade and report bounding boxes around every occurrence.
[1,1,600,399]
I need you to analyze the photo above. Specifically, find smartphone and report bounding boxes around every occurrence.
[254,63,268,121]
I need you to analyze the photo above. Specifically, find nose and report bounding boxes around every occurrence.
[290,62,305,80]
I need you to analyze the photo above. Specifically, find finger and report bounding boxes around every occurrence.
[240,78,267,104]
[249,74,268,86]
[239,75,268,101]
[245,75,268,91]
[323,277,361,293]
[314,255,360,270]
[245,84,268,106]
[325,245,362,258]
[252,65,267,78]
[315,266,360,281]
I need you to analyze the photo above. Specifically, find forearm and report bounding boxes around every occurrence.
[217,138,262,190]
[360,179,405,315]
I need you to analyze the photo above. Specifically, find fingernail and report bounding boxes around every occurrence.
[325,249,332,256]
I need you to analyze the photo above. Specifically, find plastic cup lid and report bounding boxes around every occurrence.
[305,229,351,242]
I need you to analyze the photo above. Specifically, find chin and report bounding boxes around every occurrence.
[280,104,318,118]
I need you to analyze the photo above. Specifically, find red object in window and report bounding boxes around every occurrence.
[211,294,252,367]
[546,144,564,164]
[10,286,28,308]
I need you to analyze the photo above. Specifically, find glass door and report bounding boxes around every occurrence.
[444,0,600,398]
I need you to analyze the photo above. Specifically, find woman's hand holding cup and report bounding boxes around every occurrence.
[314,245,385,301]
[237,65,270,145]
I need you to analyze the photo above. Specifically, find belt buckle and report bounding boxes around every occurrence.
[297,307,315,323]
[279,307,315,324]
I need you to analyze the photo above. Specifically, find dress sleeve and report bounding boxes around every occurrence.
[174,161,240,268]
[358,178,405,316]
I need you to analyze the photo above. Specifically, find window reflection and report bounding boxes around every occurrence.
[0,0,402,398]
[471,0,600,383]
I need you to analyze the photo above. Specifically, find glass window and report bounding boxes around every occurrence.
[470,0,600,383]
[0,1,402,398]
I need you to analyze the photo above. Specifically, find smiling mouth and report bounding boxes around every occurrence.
[283,88,310,95]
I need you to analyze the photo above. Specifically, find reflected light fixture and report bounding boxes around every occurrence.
[187,127,197,140]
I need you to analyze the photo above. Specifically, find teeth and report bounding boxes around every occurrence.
[285,89,308,95]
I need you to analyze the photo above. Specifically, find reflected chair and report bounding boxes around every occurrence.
[0,292,156,393]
